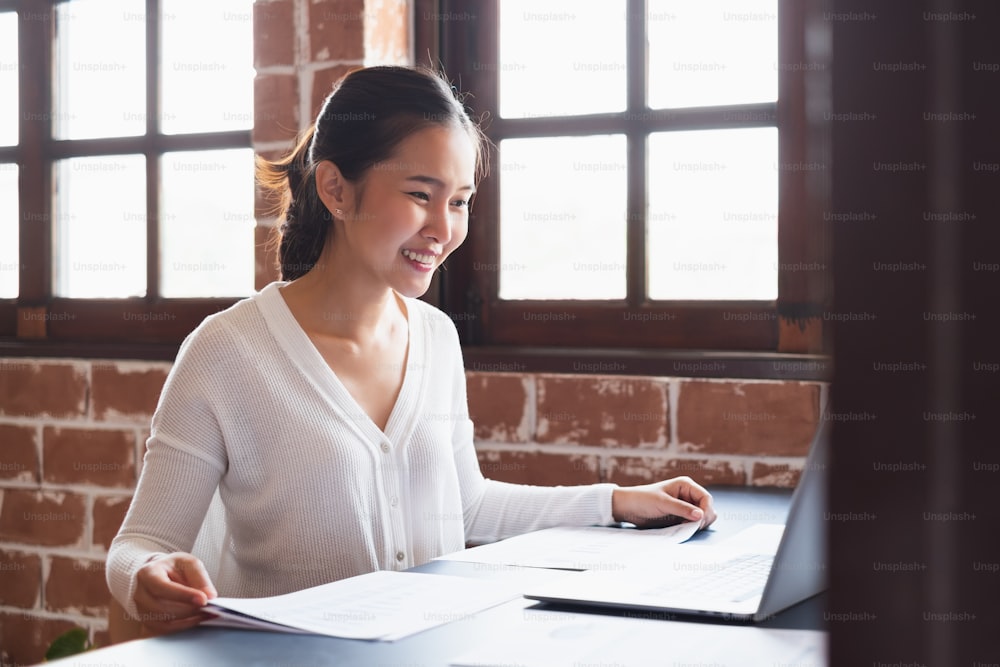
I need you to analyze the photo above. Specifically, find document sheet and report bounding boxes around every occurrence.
[202,570,519,641]
[432,521,701,570]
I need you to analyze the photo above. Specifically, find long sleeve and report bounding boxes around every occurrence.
[428,308,617,544]
[455,418,618,544]
[106,320,230,618]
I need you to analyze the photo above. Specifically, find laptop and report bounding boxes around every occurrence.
[524,415,830,622]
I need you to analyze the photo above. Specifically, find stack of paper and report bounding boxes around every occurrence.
[433,521,701,570]
[202,570,519,641]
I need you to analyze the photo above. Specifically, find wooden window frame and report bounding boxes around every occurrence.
[417,0,832,377]
[0,0,831,380]
[0,0,250,358]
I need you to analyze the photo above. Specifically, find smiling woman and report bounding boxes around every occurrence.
[104,65,717,637]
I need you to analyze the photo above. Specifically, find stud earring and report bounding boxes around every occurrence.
[335,208,344,217]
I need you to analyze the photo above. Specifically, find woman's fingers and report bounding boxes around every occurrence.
[166,554,217,600]
[661,477,717,527]
[612,478,719,529]
[133,553,217,633]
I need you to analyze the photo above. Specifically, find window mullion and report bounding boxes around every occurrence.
[145,0,159,300]
[625,0,647,306]
[17,0,53,307]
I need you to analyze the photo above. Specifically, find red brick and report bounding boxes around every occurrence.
[45,556,111,616]
[0,490,86,547]
[536,375,667,447]
[477,449,600,486]
[309,0,365,62]
[91,362,169,422]
[43,427,136,488]
[0,550,41,607]
[750,461,805,488]
[364,0,409,64]
[311,64,355,117]
[253,73,300,144]
[254,0,296,68]
[92,627,111,650]
[607,456,746,487]
[0,424,39,483]
[93,495,132,550]
[0,360,87,419]
[0,612,79,666]
[676,380,820,456]
[466,372,531,443]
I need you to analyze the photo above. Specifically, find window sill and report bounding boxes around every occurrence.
[0,341,831,382]
[462,346,831,381]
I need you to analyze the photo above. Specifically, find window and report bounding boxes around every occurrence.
[0,0,254,349]
[427,0,829,358]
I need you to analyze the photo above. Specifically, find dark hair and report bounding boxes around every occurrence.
[257,66,489,281]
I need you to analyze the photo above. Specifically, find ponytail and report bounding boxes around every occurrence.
[256,125,332,281]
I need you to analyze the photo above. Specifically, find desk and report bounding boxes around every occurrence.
[50,487,826,666]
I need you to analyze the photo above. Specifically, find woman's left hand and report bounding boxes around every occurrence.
[611,477,717,530]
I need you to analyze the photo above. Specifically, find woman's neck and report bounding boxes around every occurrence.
[278,246,404,344]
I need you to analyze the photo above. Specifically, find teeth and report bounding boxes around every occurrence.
[402,249,434,265]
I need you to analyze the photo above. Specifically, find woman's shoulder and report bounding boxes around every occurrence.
[179,284,280,357]
[406,297,460,341]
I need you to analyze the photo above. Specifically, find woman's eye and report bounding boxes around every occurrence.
[451,199,469,208]
[408,191,430,201]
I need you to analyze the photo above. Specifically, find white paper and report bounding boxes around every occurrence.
[433,522,701,571]
[202,570,518,641]
[450,601,826,667]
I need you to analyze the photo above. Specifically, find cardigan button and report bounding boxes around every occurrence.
[395,551,405,562]
[380,442,390,453]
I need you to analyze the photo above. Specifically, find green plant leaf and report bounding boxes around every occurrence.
[44,627,91,661]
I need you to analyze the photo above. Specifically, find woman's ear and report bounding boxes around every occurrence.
[314,160,353,218]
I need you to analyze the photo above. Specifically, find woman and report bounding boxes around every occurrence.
[106,66,716,635]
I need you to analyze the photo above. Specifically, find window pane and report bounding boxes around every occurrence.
[499,1,626,119]
[0,12,17,147]
[647,1,777,109]
[499,136,627,300]
[161,2,254,134]
[53,155,146,297]
[160,149,255,297]
[647,128,777,300]
[54,0,146,139]
[0,163,17,297]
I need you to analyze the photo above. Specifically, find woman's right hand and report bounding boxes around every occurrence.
[133,552,218,634]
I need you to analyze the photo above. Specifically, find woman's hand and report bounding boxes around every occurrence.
[133,552,218,634]
[612,477,717,530]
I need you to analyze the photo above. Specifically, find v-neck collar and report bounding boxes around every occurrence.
[255,282,426,446]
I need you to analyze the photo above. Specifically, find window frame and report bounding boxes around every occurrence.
[420,0,831,369]
[0,0,251,352]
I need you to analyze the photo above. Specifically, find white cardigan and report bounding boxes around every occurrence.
[107,282,616,615]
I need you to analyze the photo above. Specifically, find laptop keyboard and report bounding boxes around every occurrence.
[649,553,775,603]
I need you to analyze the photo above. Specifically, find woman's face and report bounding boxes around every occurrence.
[335,124,477,299]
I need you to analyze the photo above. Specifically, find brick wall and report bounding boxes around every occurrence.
[469,373,825,489]
[0,359,169,663]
